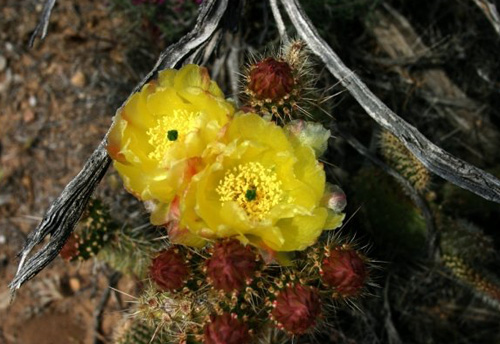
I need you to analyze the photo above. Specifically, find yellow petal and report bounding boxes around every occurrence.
[274,207,328,251]
[158,69,176,87]
[324,210,345,230]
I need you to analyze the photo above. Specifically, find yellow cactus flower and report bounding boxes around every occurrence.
[178,113,344,252]
[107,64,234,223]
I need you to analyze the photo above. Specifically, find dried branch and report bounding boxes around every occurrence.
[93,271,121,344]
[227,34,242,104]
[269,0,290,45]
[280,0,500,204]
[473,0,500,37]
[331,124,437,259]
[11,141,110,294]
[383,274,403,344]
[10,0,230,293]
[29,0,57,47]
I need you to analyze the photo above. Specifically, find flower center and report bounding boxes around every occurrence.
[147,109,200,161]
[216,162,283,221]
[167,129,178,141]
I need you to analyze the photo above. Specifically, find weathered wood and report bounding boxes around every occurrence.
[473,0,500,37]
[280,0,500,204]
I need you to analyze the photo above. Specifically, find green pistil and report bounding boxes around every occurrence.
[245,188,257,201]
[167,130,178,141]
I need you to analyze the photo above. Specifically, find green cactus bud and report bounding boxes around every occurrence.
[379,130,431,193]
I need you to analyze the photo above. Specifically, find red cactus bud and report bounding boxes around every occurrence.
[271,284,321,335]
[203,313,250,344]
[60,233,79,261]
[206,239,258,292]
[248,57,295,101]
[150,248,190,291]
[321,247,367,297]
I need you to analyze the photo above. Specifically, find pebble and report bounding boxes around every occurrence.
[69,277,81,292]
[70,70,86,88]
[29,95,37,107]
[23,109,35,123]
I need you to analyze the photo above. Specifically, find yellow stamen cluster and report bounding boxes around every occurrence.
[216,162,283,221]
[147,109,201,161]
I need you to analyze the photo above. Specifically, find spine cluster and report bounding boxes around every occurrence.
[119,237,372,343]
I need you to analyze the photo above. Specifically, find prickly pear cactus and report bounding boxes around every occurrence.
[352,168,427,257]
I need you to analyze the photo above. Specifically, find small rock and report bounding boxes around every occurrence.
[23,109,35,123]
[70,70,86,88]
[0,234,6,245]
[28,95,37,107]
[69,277,81,292]
[0,55,6,72]
[12,73,23,83]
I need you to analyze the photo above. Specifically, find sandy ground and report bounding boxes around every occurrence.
[0,1,156,342]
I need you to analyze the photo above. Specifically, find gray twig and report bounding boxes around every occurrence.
[227,34,242,105]
[93,271,121,344]
[383,273,403,344]
[10,0,230,294]
[269,0,290,45]
[472,0,500,37]
[29,0,57,47]
[280,0,500,204]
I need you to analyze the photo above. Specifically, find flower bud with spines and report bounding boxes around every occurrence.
[149,246,191,292]
[320,245,368,298]
[243,40,316,123]
[204,239,261,293]
[203,312,251,344]
[269,283,322,335]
